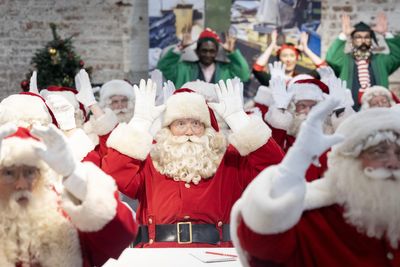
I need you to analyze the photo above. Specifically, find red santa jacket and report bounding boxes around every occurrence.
[102,116,284,248]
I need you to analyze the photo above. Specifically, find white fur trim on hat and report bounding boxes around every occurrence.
[287,82,325,103]
[107,123,153,160]
[254,85,274,106]
[163,92,211,127]
[87,108,119,136]
[62,162,118,232]
[361,85,394,109]
[331,107,400,158]
[228,116,272,156]
[0,134,46,169]
[0,94,52,127]
[182,80,218,102]
[100,80,134,105]
[238,166,305,234]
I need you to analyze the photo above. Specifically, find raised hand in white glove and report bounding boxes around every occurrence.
[163,80,175,104]
[326,75,349,108]
[31,125,87,200]
[46,94,76,130]
[270,76,293,109]
[130,79,166,132]
[317,66,336,85]
[0,123,18,150]
[271,97,344,197]
[75,69,97,107]
[209,79,249,132]
[29,71,39,94]
[268,61,286,79]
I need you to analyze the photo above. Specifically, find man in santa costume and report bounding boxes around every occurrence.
[101,78,284,247]
[231,98,400,266]
[0,123,137,267]
[360,85,400,109]
[157,28,250,88]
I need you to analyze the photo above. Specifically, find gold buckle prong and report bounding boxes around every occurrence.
[177,222,192,244]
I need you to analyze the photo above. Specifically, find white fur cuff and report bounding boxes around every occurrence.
[107,123,153,160]
[228,116,271,156]
[89,108,118,136]
[264,107,293,131]
[240,166,305,234]
[62,162,118,232]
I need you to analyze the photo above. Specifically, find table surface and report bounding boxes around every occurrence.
[102,247,243,267]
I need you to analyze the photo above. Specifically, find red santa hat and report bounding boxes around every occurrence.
[197,28,221,46]
[287,78,329,103]
[99,80,135,106]
[276,43,301,60]
[163,88,219,131]
[40,86,89,122]
[0,92,58,128]
[0,127,46,169]
[360,85,398,109]
[331,107,400,157]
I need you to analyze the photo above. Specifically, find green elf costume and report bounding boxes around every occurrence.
[157,28,250,88]
[326,22,400,110]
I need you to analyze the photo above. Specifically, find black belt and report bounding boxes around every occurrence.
[134,222,231,245]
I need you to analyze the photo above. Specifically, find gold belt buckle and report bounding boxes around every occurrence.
[177,222,192,244]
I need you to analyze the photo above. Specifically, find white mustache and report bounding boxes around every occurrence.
[364,167,400,181]
[113,108,129,114]
[12,191,32,202]
[170,135,205,144]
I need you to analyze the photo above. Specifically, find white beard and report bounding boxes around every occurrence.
[150,128,227,184]
[287,112,334,137]
[326,157,400,248]
[0,179,81,266]
[113,108,134,123]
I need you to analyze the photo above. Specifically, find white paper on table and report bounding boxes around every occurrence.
[189,251,238,263]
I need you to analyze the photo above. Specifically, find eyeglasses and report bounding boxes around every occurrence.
[170,119,205,133]
[0,166,40,185]
[360,145,400,162]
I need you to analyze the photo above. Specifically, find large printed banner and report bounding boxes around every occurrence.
[148,0,321,96]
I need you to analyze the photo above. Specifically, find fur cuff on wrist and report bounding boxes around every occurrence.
[228,116,271,156]
[62,162,117,232]
[88,108,118,136]
[107,123,153,160]
[265,107,293,131]
[240,166,305,234]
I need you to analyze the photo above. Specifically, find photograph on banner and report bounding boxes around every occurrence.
[231,0,322,89]
[148,0,205,70]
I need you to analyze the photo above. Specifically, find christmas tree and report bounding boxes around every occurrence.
[21,23,91,91]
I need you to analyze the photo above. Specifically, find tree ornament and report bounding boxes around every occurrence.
[48,47,57,55]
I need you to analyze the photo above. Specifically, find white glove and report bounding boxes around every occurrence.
[0,123,18,149]
[46,94,76,130]
[326,76,349,109]
[29,71,39,94]
[130,79,166,132]
[75,69,97,107]
[317,66,336,85]
[31,124,77,177]
[270,76,293,109]
[268,61,286,79]
[209,79,249,132]
[162,80,175,104]
[271,97,344,198]
[151,69,164,105]
[231,77,244,104]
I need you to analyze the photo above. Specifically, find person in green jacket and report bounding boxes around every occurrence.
[157,27,250,88]
[326,12,400,110]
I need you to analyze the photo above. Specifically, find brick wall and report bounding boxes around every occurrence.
[1,0,400,99]
[320,0,400,93]
[0,0,148,99]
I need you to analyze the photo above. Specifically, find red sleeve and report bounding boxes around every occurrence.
[79,192,138,266]
[101,148,147,198]
[237,215,296,264]
[254,102,269,119]
[82,133,111,167]
[239,137,285,187]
